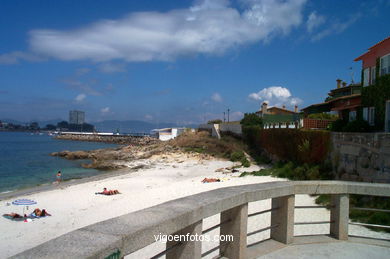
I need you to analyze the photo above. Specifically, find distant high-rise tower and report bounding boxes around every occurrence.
[69,110,85,125]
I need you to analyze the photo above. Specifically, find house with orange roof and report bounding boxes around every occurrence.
[302,36,390,131]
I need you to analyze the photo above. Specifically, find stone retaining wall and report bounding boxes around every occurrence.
[330,132,390,183]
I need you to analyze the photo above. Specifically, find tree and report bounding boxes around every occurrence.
[240,113,263,127]
[29,122,39,130]
[46,124,56,130]
[207,119,222,124]
[57,121,69,129]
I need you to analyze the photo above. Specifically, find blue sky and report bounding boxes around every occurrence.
[0,0,389,124]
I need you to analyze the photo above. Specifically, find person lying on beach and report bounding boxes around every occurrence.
[201,177,221,183]
[3,213,25,219]
[30,208,52,217]
[95,187,121,195]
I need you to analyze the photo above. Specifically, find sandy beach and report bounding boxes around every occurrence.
[1,155,389,258]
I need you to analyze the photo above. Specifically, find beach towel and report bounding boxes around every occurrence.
[2,215,25,221]
[95,192,120,196]
[29,212,50,218]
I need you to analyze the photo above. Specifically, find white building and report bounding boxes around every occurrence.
[69,110,85,125]
[151,128,185,141]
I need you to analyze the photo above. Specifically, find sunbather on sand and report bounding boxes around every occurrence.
[96,187,120,195]
[3,213,24,219]
[201,177,221,183]
[31,208,51,217]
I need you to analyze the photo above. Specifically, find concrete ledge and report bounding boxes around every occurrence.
[13,181,390,258]
[255,235,390,259]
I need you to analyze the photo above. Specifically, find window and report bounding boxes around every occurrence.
[363,107,375,126]
[349,110,357,121]
[363,107,368,121]
[363,68,370,86]
[380,54,390,76]
[369,107,375,126]
[370,66,376,85]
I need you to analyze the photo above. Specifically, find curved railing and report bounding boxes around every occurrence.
[12,181,390,259]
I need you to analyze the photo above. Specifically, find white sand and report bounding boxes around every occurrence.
[0,158,389,258]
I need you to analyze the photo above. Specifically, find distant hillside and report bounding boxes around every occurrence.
[33,119,63,128]
[0,118,30,126]
[1,118,198,133]
[1,118,65,128]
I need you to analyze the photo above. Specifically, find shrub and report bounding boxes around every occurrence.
[329,119,347,132]
[230,151,245,162]
[308,113,338,120]
[230,151,250,167]
[240,113,263,127]
[241,157,250,167]
[240,162,331,180]
[207,119,222,124]
[342,119,371,132]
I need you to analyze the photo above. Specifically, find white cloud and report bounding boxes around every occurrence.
[306,11,325,32]
[249,86,302,107]
[311,15,360,42]
[230,111,244,121]
[0,51,44,64]
[62,79,102,96]
[211,92,223,102]
[100,107,110,115]
[99,63,126,73]
[26,0,307,62]
[75,93,86,102]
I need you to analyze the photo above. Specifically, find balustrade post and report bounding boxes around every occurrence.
[220,203,248,259]
[166,220,202,259]
[330,194,349,240]
[270,195,295,244]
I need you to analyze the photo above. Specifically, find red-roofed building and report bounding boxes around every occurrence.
[354,36,390,131]
[302,36,390,131]
[354,36,390,86]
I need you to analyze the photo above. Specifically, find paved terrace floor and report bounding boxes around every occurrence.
[250,236,390,259]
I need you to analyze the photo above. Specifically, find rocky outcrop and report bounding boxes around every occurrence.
[50,141,205,171]
[54,134,159,145]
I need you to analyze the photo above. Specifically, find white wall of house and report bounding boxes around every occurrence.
[155,128,185,141]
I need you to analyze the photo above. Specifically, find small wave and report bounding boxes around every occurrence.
[0,190,14,194]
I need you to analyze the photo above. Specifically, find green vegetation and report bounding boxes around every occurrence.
[240,162,333,180]
[329,118,371,132]
[307,113,338,120]
[207,119,222,124]
[342,119,371,132]
[315,194,390,233]
[240,113,263,127]
[361,74,390,130]
[230,151,250,167]
[329,119,347,132]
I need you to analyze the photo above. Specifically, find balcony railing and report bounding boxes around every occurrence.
[12,181,390,259]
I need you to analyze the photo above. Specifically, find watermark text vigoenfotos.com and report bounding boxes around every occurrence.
[154,233,233,243]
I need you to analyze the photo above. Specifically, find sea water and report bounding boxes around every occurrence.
[0,132,118,193]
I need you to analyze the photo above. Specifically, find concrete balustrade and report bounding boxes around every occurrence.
[220,203,248,258]
[12,181,390,259]
[271,195,295,244]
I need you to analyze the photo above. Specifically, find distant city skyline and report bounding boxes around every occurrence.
[1,0,389,124]
[69,110,85,125]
